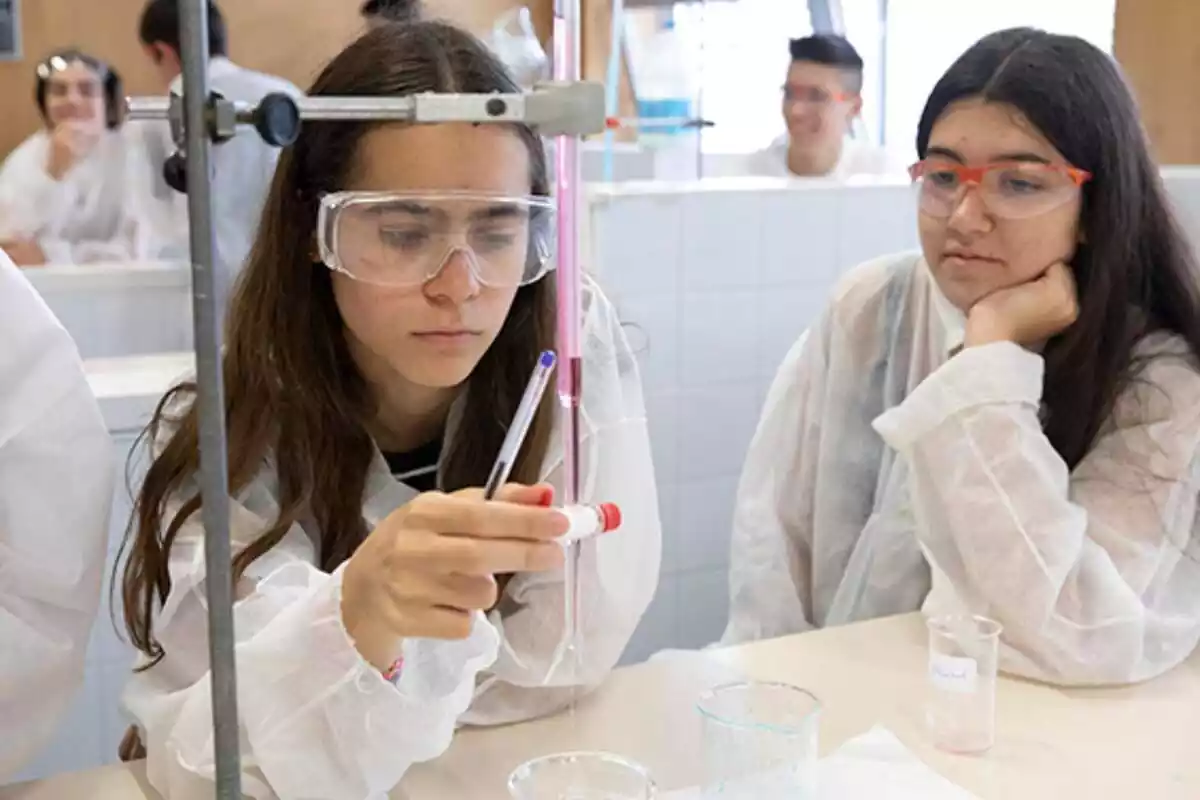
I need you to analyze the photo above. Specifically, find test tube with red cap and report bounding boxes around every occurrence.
[557,502,623,544]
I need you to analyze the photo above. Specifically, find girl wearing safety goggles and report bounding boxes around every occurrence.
[725,28,1200,688]
[0,50,160,266]
[117,22,660,798]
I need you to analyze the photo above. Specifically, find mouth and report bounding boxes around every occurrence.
[943,250,1003,265]
[411,330,482,341]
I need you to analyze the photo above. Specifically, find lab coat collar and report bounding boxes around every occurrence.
[360,389,468,528]
[207,57,240,80]
[924,257,967,355]
[168,57,243,95]
[768,133,866,179]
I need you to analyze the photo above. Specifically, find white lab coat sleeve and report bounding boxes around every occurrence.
[0,134,73,241]
[0,253,112,779]
[125,501,500,799]
[459,284,662,725]
[873,340,1200,686]
[720,325,825,645]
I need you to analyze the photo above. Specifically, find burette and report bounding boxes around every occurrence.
[552,0,588,691]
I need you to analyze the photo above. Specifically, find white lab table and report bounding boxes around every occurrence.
[4,613,1196,799]
[86,352,196,433]
[24,261,193,360]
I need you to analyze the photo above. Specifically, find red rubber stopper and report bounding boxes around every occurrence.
[598,502,622,532]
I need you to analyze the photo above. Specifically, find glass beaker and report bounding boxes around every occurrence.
[508,751,656,800]
[696,681,821,798]
[925,614,1002,755]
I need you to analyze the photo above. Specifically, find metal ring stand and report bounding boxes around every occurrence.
[124,2,603,794]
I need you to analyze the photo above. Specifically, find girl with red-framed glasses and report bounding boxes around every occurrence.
[724,27,1200,689]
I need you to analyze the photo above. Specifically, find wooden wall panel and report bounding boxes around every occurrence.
[1113,0,1200,164]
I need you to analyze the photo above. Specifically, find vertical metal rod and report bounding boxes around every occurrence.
[877,0,889,147]
[694,0,706,179]
[178,0,242,795]
[553,0,586,687]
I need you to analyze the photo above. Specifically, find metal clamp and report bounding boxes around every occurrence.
[125,81,606,194]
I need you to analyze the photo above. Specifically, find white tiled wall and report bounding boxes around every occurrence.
[26,266,193,360]
[591,177,921,663]
[16,171,1200,783]
[599,172,1200,665]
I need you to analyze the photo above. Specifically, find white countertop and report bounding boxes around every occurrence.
[5,613,1198,799]
[23,260,190,293]
[85,352,195,433]
[586,172,911,200]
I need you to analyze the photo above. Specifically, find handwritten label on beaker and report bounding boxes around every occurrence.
[929,654,978,694]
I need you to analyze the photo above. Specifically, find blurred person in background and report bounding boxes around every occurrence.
[742,34,896,179]
[0,49,162,266]
[133,0,301,304]
[362,0,423,28]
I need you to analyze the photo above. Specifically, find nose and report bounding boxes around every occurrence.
[423,247,481,304]
[945,185,993,235]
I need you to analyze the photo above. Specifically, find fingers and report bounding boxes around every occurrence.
[406,491,568,541]
[495,482,555,507]
[387,571,500,612]
[452,482,555,506]
[1041,262,1080,314]
[423,536,565,575]
[1048,261,1079,294]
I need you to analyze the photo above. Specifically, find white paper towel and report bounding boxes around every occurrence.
[659,726,981,799]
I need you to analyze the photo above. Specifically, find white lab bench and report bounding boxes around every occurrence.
[23,261,193,360]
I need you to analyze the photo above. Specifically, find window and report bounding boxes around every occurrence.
[624,1,813,154]
[621,0,1117,158]
[876,0,1117,163]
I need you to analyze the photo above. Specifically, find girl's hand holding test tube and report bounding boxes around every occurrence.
[340,483,570,672]
[340,352,623,674]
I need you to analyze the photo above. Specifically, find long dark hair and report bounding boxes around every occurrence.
[916,28,1200,468]
[120,22,557,665]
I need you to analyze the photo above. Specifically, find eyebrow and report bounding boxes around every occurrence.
[926,145,1052,165]
[364,202,529,222]
[469,204,528,222]
[365,201,436,219]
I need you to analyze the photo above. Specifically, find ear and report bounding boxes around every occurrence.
[848,94,864,120]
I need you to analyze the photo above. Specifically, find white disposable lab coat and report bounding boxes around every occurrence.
[123,279,662,799]
[0,251,113,778]
[135,57,302,295]
[0,128,162,264]
[722,251,1200,686]
[707,133,904,180]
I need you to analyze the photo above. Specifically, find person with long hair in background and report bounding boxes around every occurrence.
[118,21,660,799]
[0,49,160,265]
[724,28,1200,687]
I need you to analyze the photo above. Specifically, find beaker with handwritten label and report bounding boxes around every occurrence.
[925,614,1002,755]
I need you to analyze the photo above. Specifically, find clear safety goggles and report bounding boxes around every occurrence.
[317,191,556,289]
[909,159,1092,221]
